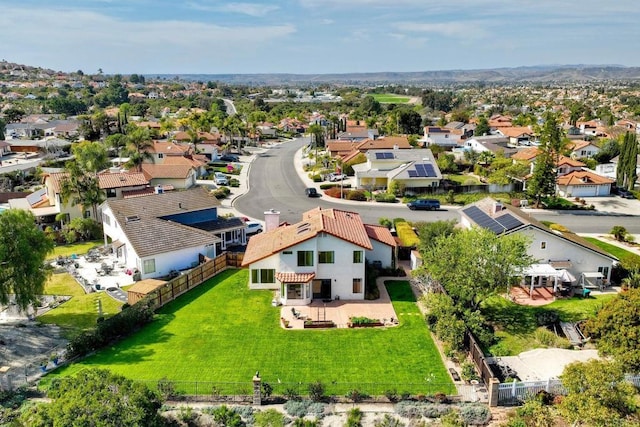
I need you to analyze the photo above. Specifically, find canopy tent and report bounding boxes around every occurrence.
[558,269,576,284]
[521,263,562,297]
[580,272,604,290]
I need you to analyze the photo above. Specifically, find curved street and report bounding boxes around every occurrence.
[235,139,640,234]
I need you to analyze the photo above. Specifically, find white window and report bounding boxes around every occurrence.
[143,259,156,274]
[353,250,363,263]
[104,215,111,226]
[352,278,363,293]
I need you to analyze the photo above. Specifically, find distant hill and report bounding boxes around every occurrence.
[151,65,640,85]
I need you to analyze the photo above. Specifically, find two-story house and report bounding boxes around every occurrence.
[242,208,396,306]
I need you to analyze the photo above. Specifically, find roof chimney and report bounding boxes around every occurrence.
[492,201,503,215]
[264,209,280,232]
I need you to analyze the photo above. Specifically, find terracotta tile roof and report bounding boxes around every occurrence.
[163,155,206,168]
[511,147,541,161]
[567,140,594,151]
[46,171,149,193]
[150,141,190,155]
[496,126,533,138]
[141,163,194,179]
[364,224,397,247]
[122,187,157,198]
[104,187,221,258]
[556,155,585,168]
[276,272,316,283]
[242,208,374,265]
[556,170,614,186]
[355,136,412,150]
[96,171,149,189]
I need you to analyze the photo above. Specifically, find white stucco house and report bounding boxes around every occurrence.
[352,149,442,193]
[460,198,617,287]
[101,187,247,280]
[556,170,614,197]
[241,207,396,306]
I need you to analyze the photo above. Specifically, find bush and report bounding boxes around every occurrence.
[384,389,399,403]
[347,407,363,427]
[308,381,325,402]
[374,193,398,203]
[535,310,559,326]
[213,186,231,199]
[346,190,367,201]
[254,408,285,427]
[459,404,491,425]
[319,183,351,190]
[395,222,420,247]
[284,400,326,418]
[379,218,393,229]
[395,401,450,419]
[211,405,243,427]
[345,389,368,403]
[284,387,300,401]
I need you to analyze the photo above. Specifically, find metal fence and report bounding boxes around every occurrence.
[132,379,458,402]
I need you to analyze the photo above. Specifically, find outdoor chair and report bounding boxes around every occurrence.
[291,308,302,319]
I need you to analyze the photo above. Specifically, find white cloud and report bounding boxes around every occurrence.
[0,7,295,73]
[320,19,334,25]
[188,2,279,17]
[393,21,488,39]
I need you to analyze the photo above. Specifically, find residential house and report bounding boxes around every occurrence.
[463,135,517,157]
[6,138,71,154]
[460,197,616,285]
[420,127,462,148]
[327,136,412,160]
[141,164,197,189]
[556,170,614,197]
[102,188,247,280]
[241,207,396,305]
[566,140,600,159]
[352,149,442,192]
[595,154,640,183]
[495,126,534,146]
[5,123,42,139]
[488,115,512,129]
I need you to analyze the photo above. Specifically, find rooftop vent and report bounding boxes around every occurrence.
[125,215,140,222]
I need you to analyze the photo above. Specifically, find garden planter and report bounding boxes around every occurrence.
[303,321,336,329]
[348,322,384,328]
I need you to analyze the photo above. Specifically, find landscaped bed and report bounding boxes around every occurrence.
[43,271,453,396]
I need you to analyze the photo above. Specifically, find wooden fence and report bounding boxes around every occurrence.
[145,252,241,310]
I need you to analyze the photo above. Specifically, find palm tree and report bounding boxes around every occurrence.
[124,125,153,171]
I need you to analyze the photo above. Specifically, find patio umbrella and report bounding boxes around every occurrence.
[558,269,576,283]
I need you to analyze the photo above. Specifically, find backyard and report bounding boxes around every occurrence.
[42,271,453,396]
[369,93,410,103]
[481,293,616,356]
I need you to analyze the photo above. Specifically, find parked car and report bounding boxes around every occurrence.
[305,188,320,197]
[219,154,240,162]
[406,199,440,211]
[328,173,348,182]
[246,221,263,235]
[617,188,635,199]
[214,172,229,185]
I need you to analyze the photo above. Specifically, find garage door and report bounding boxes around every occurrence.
[570,185,597,197]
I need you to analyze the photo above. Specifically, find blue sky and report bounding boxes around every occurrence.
[1,0,638,75]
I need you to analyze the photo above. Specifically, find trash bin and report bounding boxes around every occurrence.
[95,284,101,290]
[133,271,141,281]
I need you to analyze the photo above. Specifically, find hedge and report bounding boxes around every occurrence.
[395,222,420,247]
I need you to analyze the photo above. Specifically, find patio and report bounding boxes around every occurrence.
[280,280,399,329]
[52,246,135,295]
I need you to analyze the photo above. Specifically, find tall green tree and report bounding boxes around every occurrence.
[474,115,490,136]
[559,360,638,426]
[616,132,638,191]
[21,369,164,426]
[527,112,565,205]
[583,288,640,372]
[419,226,533,310]
[0,117,5,140]
[124,125,153,172]
[0,210,54,311]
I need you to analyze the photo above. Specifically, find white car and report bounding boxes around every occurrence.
[214,172,229,185]
[246,221,263,235]
[328,173,348,182]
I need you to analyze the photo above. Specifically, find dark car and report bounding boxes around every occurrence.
[305,188,320,197]
[406,199,440,211]
[220,154,240,162]
[617,189,635,199]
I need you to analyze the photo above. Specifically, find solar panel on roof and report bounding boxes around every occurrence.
[495,214,523,231]
[375,152,384,159]
[424,164,436,177]
[408,170,418,177]
[463,206,506,234]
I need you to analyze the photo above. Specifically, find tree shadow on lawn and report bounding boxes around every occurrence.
[481,296,546,336]
[385,280,416,303]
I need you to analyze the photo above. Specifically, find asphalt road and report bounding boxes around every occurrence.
[235,139,640,234]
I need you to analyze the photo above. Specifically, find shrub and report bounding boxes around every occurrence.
[308,381,325,402]
[284,387,300,401]
[254,408,285,427]
[374,193,398,203]
[460,361,478,382]
[384,389,399,403]
[350,316,378,325]
[324,187,343,199]
[346,190,367,201]
[284,400,327,418]
[373,414,404,427]
[213,187,231,199]
[379,218,393,229]
[157,377,177,399]
[320,183,351,190]
[211,405,243,427]
[536,310,559,326]
[459,404,491,425]
[229,178,240,187]
[549,223,570,232]
[395,222,420,247]
[261,382,273,398]
[293,418,319,427]
[347,407,363,427]
[345,389,368,403]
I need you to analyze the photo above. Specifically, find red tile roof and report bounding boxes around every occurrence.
[364,224,398,247]
[276,272,316,283]
[46,171,148,193]
[511,147,541,161]
[141,163,194,179]
[557,170,614,186]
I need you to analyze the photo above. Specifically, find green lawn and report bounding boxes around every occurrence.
[47,240,103,260]
[482,294,615,356]
[584,237,637,260]
[44,271,452,396]
[369,93,410,103]
[38,273,125,338]
[445,174,482,185]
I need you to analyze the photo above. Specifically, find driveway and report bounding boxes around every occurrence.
[582,196,640,216]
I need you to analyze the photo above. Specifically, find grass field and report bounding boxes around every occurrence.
[47,240,103,260]
[369,93,410,103]
[445,174,482,185]
[584,237,637,260]
[44,271,452,395]
[482,293,615,356]
[38,273,125,338]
